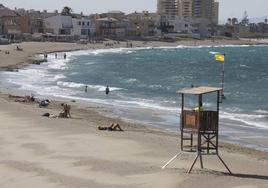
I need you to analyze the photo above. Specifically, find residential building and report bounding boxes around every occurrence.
[173,18,193,33]
[95,17,125,38]
[0,4,21,38]
[126,11,159,36]
[72,17,96,38]
[157,0,178,19]
[101,11,125,20]
[192,0,218,24]
[212,1,219,24]
[16,12,32,34]
[157,0,178,32]
[178,0,192,19]
[44,15,73,35]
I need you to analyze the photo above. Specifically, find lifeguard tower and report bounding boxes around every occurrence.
[162,86,232,174]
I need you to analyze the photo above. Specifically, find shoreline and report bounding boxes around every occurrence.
[0,40,268,187]
[1,38,268,70]
[1,89,268,160]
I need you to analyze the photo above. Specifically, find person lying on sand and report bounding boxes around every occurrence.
[42,111,69,119]
[42,113,58,118]
[10,94,35,103]
[98,123,123,131]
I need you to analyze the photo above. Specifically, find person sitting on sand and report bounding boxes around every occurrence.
[98,123,123,131]
[60,103,71,118]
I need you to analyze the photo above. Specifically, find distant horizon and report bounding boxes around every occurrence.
[1,0,268,22]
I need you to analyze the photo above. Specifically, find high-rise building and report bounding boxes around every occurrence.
[212,1,219,24]
[192,0,202,18]
[192,0,218,23]
[157,0,178,20]
[178,0,193,19]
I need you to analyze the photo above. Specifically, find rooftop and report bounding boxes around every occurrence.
[0,4,19,17]
[177,86,222,95]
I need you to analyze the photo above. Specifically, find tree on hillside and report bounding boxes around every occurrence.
[61,6,72,16]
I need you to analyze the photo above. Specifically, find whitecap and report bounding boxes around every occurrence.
[220,111,268,129]
[57,81,85,88]
[124,78,137,84]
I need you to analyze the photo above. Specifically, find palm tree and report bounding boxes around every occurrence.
[61,6,72,16]
[227,18,231,25]
[231,18,238,25]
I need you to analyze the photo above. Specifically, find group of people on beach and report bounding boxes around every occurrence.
[44,53,66,59]
[42,102,71,119]
[126,42,133,48]
[41,101,123,131]
[84,85,110,95]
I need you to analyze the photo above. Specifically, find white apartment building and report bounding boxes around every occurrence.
[44,15,73,35]
[72,17,96,38]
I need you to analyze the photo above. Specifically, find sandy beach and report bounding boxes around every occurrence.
[0,39,268,188]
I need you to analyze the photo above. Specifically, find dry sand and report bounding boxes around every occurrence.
[0,40,267,188]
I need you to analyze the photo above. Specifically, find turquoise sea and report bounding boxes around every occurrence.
[0,45,267,151]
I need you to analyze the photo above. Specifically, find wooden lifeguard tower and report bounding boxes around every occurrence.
[162,86,232,174]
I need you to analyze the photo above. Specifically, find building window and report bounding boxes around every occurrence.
[87,22,90,26]
[78,21,81,25]
[82,22,85,26]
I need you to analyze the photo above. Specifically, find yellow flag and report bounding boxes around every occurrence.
[215,54,225,62]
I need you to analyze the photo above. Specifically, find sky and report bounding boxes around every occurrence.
[1,0,268,21]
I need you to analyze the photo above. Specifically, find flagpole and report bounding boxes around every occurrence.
[221,54,226,100]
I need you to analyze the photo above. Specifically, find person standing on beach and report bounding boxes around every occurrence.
[55,53,57,59]
[105,85,110,95]
[64,53,67,59]
[85,85,88,93]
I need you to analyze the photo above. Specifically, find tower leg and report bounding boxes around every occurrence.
[199,153,204,169]
[217,154,232,174]
[188,154,199,173]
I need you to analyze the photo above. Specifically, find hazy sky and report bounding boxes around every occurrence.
[1,0,268,21]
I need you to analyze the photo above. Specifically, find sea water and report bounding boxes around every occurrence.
[0,45,268,151]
